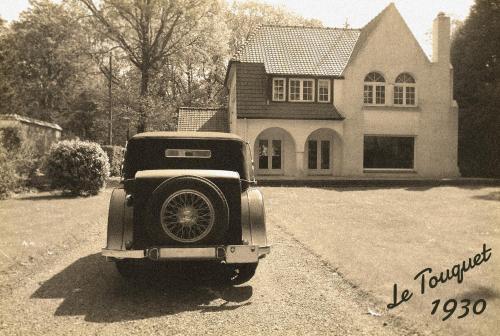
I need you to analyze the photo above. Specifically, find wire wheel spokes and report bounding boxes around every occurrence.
[160,189,215,243]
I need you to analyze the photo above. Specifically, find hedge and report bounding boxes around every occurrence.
[101,145,125,177]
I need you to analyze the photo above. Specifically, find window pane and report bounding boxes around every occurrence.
[375,85,385,104]
[258,140,268,169]
[394,86,404,105]
[308,140,317,169]
[406,86,415,105]
[303,80,313,101]
[363,136,414,169]
[364,85,373,104]
[273,79,284,101]
[271,140,281,169]
[321,141,330,169]
[318,80,329,102]
[290,80,300,101]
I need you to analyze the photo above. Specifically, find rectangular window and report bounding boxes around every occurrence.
[165,149,211,158]
[363,136,415,169]
[364,85,373,104]
[258,140,268,169]
[289,80,301,101]
[321,141,330,169]
[318,79,330,102]
[271,140,282,169]
[375,85,385,104]
[308,140,317,169]
[272,78,285,101]
[394,86,404,105]
[289,79,314,101]
[406,86,416,105]
[302,80,314,101]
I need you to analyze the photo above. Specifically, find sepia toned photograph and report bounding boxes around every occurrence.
[0,0,498,335]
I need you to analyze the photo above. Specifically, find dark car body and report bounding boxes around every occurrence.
[103,132,270,283]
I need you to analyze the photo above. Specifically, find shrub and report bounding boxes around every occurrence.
[45,140,110,195]
[0,145,17,199]
[101,145,125,177]
[0,126,23,152]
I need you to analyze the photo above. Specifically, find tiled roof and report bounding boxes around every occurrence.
[232,25,361,76]
[0,114,62,131]
[177,107,228,132]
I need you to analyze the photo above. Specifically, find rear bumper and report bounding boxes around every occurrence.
[102,245,271,264]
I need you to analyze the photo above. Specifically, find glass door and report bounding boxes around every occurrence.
[258,139,283,174]
[307,139,331,174]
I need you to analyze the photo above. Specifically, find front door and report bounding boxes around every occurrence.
[307,139,332,175]
[257,138,283,175]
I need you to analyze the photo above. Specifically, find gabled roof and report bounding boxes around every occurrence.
[177,107,228,133]
[232,25,361,77]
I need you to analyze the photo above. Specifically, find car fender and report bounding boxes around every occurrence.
[106,188,134,250]
[241,188,267,246]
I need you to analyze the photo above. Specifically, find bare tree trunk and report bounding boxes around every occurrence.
[137,68,149,133]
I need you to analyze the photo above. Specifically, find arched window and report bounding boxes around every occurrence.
[364,72,386,105]
[394,73,417,106]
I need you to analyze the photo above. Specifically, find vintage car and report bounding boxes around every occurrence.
[102,131,270,284]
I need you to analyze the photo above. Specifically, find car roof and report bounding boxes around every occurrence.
[130,131,244,142]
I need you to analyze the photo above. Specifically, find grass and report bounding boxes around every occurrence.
[262,186,500,336]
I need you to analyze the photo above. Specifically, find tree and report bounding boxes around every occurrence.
[79,0,224,132]
[451,0,500,177]
[1,0,98,122]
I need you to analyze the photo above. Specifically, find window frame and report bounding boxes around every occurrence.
[317,79,331,103]
[256,137,284,175]
[307,136,333,175]
[363,72,386,106]
[288,78,315,102]
[363,135,416,172]
[272,77,286,102]
[394,73,417,107]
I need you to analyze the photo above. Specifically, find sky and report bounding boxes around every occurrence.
[0,0,475,54]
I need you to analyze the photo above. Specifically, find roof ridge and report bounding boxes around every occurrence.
[231,24,264,61]
[178,106,226,111]
[261,24,361,31]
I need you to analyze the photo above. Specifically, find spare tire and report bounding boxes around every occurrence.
[148,176,229,245]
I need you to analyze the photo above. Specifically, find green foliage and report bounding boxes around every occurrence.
[0,125,40,182]
[45,140,110,195]
[101,145,124,177]
[0,126,23,151]
[0,144,17,199]
[451,0,500,177]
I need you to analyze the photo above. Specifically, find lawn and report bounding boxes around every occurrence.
[0,189,111,272]
[262,186,500,336]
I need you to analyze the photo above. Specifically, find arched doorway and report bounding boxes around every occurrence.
[254,127,296,176]
[304,128,342,176]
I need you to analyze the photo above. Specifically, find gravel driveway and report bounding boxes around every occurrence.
[0,192,417,336]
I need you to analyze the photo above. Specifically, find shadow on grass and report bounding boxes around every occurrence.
[457,286,499,301]
[16,192,81,201]
[472,191,500,202]
[31,253,253,323]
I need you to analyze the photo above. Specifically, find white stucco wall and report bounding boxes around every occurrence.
[340,6,459,177]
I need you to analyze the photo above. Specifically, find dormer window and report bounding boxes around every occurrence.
[289,79,314,102]
[394,73,417,106]
[364,72,385,105]
[318,79,331,103]
[272,78,285,101]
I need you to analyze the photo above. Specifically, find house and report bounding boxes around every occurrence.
[0,114,62,154]
[179,3,460,178]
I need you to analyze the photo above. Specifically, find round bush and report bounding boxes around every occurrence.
[45,140,110,195]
